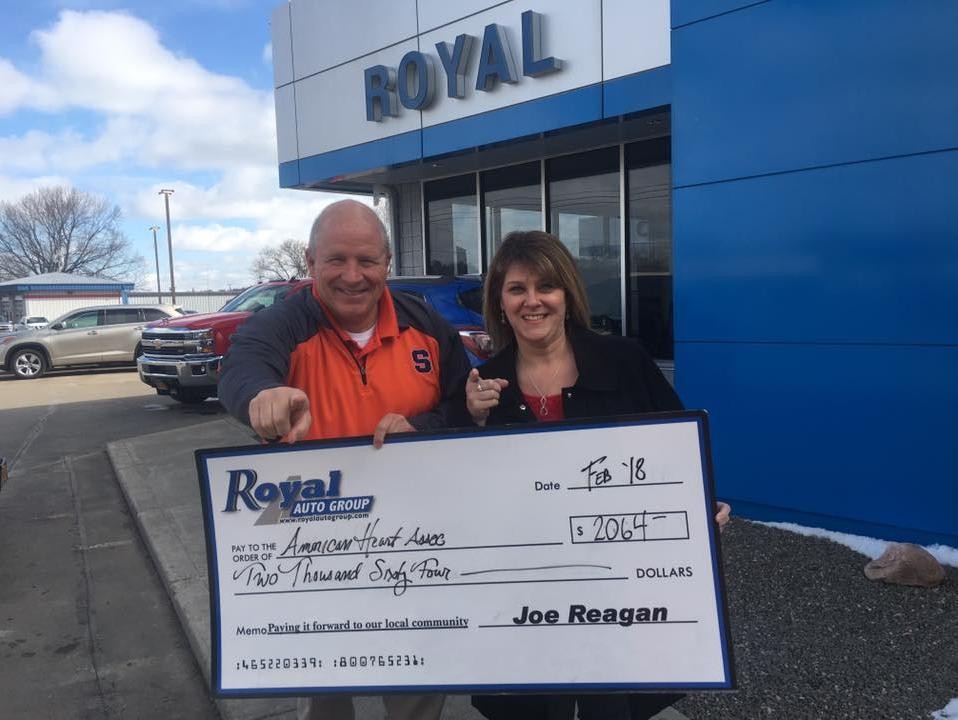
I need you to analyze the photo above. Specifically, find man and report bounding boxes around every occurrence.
[219,199,470,719]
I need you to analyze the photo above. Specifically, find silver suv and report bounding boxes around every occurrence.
[0,304,183,379]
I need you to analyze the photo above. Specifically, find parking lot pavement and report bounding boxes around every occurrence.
[0,369,685,720]
[0,369,226,719]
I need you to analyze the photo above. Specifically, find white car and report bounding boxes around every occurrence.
[17,316,49,330]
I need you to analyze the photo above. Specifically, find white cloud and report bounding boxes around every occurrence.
[0,173,73,201]
[0,59,34,115]
[262,42,272,65]
[163,255,256,293]
[0,10,278,171]
[0,9,358,288]
[129,166,343,254]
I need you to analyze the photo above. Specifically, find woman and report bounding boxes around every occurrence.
[465,230,730,720]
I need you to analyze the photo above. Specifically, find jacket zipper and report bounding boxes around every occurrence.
[337,334,368,386]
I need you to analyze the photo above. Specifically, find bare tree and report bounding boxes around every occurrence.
[251,238,308,281]
[0,186,143,282]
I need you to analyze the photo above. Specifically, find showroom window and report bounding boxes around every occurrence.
[547,147,621,334]
[419,136,673,360]
[626,136,673,360]
[424,174,479,276]
[481,161,542,256]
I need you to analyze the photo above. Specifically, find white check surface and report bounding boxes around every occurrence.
[197,414,732,696]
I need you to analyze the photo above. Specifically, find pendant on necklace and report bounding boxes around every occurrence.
[539,396,549,416]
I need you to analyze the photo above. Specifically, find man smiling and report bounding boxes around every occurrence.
[219,199,469,720]
[220,199,469,447]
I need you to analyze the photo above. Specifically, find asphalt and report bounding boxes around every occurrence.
[0,370,224,720]
[105,418,957,720]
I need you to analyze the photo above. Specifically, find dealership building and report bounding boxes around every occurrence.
[269,1,956,546]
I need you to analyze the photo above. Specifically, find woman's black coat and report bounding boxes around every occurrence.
[466,325,684,720]
[474,325,683,426]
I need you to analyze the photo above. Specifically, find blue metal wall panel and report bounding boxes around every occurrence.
[672,0,958,186]
[674,149,958,345]
[602,66,671,119]
[278,160,300,188]
[675,341,958,546]
[672,0,957,543]
[672,0,768,29]
[421,85,603,159]
[297,130,422,188]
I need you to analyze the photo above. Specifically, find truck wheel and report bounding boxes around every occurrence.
[170,387,211,404]
[11,348,47,379]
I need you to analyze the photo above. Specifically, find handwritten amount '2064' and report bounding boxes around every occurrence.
[575,513,652,543]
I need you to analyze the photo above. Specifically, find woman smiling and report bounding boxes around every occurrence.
[464,230,730,720]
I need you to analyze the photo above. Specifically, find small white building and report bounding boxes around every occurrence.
[0,273,134,323]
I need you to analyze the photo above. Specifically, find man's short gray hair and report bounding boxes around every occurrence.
[307,199,390,257]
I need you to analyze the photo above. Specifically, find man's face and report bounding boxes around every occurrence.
[306,212,390,332]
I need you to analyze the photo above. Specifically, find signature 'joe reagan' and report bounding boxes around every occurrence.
[513,604,668,627]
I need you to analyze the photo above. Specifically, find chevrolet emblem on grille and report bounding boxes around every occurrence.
[144,338,184,348]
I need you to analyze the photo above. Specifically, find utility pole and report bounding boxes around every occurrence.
[149,225,162,299]
[158,189,176,304]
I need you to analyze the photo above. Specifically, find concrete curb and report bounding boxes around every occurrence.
[107,419,296,720]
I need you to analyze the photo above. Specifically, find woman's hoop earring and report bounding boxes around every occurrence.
[500,310,505,323]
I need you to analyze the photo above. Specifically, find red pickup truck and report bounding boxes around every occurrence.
[137,278,490,403]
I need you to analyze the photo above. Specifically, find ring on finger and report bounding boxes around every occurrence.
[476,382,484,392]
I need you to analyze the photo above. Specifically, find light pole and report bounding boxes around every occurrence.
[158,189,176,304]
[148,225,162,299]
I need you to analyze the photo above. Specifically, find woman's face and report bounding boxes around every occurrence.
[500,263,568,348]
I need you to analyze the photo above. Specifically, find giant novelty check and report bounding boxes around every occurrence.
[196,411,734,697]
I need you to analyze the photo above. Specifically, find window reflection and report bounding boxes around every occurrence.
[482,162,541,255]
[425,174,479,276]
[627,137,672,359]
[548,147,621,334]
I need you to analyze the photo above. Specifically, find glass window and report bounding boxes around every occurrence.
[548,147,621,334]
[626,137,672,360]
[220,284,292,312]
[103,308,141,325]
[62,310,100,329]
[482,162,541,254]
[142,308,169,322]
[425,174,479,276]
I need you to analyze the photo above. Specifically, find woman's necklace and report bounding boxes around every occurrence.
[525,363,561,417]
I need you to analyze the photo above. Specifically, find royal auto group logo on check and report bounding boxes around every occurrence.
[222,469,374,525]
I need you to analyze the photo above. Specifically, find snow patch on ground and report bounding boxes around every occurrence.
[931,698,958,719]
[756,521,958,568]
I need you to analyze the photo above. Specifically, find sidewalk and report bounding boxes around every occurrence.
[106,419,956,720]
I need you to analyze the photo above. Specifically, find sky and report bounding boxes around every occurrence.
[0,0,342,291]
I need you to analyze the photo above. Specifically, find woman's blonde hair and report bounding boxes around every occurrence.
[483,231,591,349]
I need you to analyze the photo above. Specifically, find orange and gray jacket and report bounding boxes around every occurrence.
[219,286,471,441]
